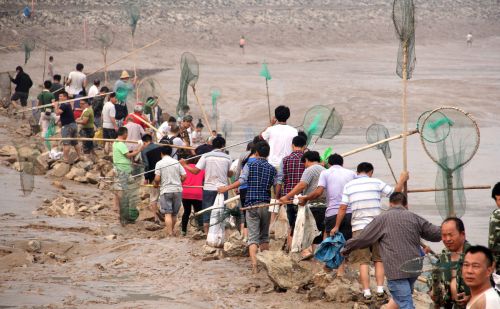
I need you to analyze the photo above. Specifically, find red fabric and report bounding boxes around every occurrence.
[124,112,148,129]
[73,109,83,119]
[182,164,204,200]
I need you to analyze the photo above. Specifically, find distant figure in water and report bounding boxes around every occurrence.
[239,35,246,55]
[467,32,473,47]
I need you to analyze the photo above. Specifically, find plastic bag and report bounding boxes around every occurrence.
[206,193,225,248]
[291,205,320,253]
[314,233,346,269]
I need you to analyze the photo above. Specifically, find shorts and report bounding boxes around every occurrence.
[103,128,117,139]
[324,213,353,241]
[61,122,78,146]
[149,186,160,204]
[11,92,29,106]
[387,277,417,309]
[286,204,298,235]
[246,203,271,245]
[349,230,382,264]
[159,192,182,215]
[309,204,326,245]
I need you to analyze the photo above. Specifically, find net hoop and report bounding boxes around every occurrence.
[420,106,480,172]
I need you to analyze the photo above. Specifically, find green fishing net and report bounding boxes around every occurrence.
[210,86,221,125]
[366,124,392,159]
[420,107,480,218]
[392,0,416,79]
[366,123,397,181]
[44,117,57,150]
[222,119,232,139]
[22,38,36,65]
[126,3,140,36]
[177,52,199,117]
[94,24,114,84]
[259,63,271,81]
[137,78,161,105]
[115,165,144,224]
[302,105,343,145]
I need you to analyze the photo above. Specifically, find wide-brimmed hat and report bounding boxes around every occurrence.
[120,70,130,79]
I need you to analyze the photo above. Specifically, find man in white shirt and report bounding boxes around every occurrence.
[66,63,87,97]
[124,121,145,151]
[157,116,178,141]
[180,136,233,234]
[102,92,118,154]
[164,125,185,160]
[332,162,408,301]
[463,246,500,309]
[261,105,298,168]
[298,153,356,275]
[88,79,100,99]
[154,146,186,237]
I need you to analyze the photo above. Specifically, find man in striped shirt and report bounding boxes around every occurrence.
[332,162,408,300]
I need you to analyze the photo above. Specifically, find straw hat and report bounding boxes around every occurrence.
[120,70,130,79]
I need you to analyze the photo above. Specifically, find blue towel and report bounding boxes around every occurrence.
[314,233,346,269]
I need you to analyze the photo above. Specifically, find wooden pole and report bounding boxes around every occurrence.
[383,154,398,183]
[103,47,108,85]
[407,185,491,194]
[44,137,194,150]
[83,19,87,49]
[42,46,47,83]
[0,44,19,51]
[402,40,409,194]
[86,38,162,79]
[265,79,271,123]
[130,113,160,134]
[192,86,213,134]
[341,129,418,158]
[16,92,113,113]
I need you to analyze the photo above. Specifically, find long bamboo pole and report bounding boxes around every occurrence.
[341,129,418,158]
[407,185,491,194]
[402,41,409,194]
[15,92,113,113]
[192,86,213,134]
[265,79,271,123]
[42,46,47,82]
[86,38,161,79]
[44,137,195,150]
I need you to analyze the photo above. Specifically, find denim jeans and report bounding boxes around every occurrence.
[387,277,417,309]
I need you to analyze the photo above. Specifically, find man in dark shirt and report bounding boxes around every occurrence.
[342,192,442,308]
[92,86,108,128]
[9,66,33,107]
[50,74,64,101]
[54,91,81,163]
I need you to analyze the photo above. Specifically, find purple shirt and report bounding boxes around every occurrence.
[318,165,356,217]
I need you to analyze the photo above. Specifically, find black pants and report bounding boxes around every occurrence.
[80,127,95,153]
[182,199,202,232]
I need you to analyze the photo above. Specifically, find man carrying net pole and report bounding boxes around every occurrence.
[218,141,277,274]
[392,0,416,195]
[112,126,145,225]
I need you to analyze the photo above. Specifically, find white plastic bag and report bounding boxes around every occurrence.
[291,205,320,253]
[206,193,225,248]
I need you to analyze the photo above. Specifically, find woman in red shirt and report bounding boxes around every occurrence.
[181,156,205,236]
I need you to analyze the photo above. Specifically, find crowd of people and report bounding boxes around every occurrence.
[6,63,500,308]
